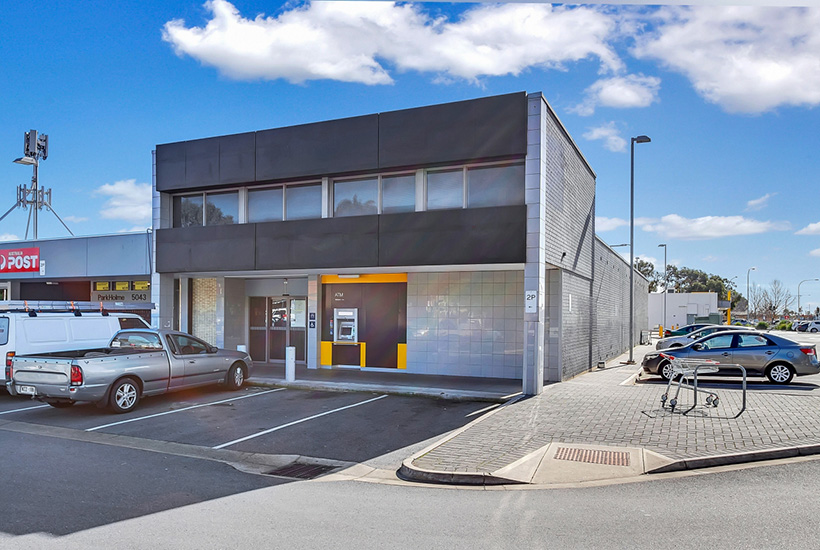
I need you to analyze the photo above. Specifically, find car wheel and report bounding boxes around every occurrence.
[226,363,245,390]
[766,363,795,385]
[47,401,75,408]
[812,328,818,333]
[109,378,140,413]
[659,360,675,382]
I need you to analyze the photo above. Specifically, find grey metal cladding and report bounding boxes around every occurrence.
[155,225,256,273]
[378,205,527,266]
[378,92,527,169]
[155,142,186,192]
[256,115,379,181]
[219,132,256,184]
[256,216,379,270]
[185,136,220,187]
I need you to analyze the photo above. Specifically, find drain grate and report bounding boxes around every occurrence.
[554,447,631,467]
[264,463,337,479]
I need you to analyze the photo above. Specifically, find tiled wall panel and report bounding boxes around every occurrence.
[406,271,524,379]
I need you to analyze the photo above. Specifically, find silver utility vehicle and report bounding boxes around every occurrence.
[6,329,253,413]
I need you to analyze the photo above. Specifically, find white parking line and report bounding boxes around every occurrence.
[213,394,388,450]
[0,404,50,415]
[85,388,287,432]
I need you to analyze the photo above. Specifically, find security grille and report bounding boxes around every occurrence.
[264,463,337,479]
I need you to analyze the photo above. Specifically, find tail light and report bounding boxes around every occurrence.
[5,352,14,381]
[800,347,816,356]
[70,365,83,386]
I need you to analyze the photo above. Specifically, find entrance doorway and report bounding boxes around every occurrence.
[249,296,307,364]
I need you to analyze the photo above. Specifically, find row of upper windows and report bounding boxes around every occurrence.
[171,162,524,228]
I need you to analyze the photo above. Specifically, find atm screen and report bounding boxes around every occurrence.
[340,326,353,336]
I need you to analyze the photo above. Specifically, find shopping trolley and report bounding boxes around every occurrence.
[659,353,721,413]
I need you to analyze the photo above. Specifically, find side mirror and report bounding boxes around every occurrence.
[692,343,703,351]
[209,346,218,353]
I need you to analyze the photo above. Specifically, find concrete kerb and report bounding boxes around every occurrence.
[398,394,527,485]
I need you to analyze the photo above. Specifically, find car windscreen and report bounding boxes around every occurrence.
[110,332,163,350]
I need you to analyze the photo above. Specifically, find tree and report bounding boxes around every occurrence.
[635,259,659,292]
[757,280,794,321]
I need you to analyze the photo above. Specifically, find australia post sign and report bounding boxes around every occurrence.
[0,248,40,273]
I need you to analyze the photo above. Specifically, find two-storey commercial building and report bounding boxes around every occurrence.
[151,92,648,395]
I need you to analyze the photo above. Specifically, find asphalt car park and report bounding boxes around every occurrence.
[0,384,494,465]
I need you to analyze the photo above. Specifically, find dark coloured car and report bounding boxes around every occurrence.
[643,330,820,384]
[664,323,717,337]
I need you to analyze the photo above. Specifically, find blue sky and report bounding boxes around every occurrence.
[1,1,819,310]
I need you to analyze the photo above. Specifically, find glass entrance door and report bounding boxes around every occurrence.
[248,296,307,363]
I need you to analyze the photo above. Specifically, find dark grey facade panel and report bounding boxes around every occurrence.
[378,205,526,266]
[155,142,186,192]
[184,136,220,187]
[219,132,256,184]
[155,225,256,273]
[255,216,379,270]
[256,115,379,182]
[156,93,528,193]
[155,206,525,273]
[378,92,527,169]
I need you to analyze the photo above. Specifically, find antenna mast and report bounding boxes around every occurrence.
[1,130,74,239]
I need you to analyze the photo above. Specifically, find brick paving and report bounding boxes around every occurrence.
[412,350,820,473]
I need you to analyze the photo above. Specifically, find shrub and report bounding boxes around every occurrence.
[756,321,769,330]
[775,321,791,331]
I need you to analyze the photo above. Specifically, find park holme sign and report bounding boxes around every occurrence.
[0,248,40,273]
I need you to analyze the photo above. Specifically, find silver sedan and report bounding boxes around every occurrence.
[643,330,820,384]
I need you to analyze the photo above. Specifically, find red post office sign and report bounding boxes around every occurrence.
[0,248,40,273]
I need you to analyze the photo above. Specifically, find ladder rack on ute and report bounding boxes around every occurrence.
[0,300,154,315]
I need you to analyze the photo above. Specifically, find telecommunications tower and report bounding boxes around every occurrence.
[1,130,73,239]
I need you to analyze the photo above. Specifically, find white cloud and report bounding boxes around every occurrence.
[583,122,627,152]
[94,179,152,224]
[811,249,820,257]
[571,74,661,116]
[63,215,89,223]
[632,6,820,114]
[640,214,790,240]
[163,0,622,85]
[797,222,820,235]
[0,233,20,242]
[636,254,658,267]
[745,192,776,212]
[596,216,628,231]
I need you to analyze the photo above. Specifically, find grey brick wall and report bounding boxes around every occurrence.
[542,105,596,280]
[191,278,218,344]
[560,270,594,379]
[592,237,649,365]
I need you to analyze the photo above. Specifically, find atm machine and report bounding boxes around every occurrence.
[333,308,358,342]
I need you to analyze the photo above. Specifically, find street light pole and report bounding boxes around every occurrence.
[747,266,757,321]
[658,243,667,330]
[628,135,651,364]
[798,278,819,318]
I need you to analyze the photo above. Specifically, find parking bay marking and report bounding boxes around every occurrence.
[0,404,50,415]
[212,394,388,450]
[85,388,287,432]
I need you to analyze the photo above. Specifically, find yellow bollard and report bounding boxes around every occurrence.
[659,325,663,338]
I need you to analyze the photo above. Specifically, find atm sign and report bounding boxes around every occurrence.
[0,248,40,273]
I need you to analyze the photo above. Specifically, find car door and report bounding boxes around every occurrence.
[733,333,779,375]
[169,334,220,386]
[689,332,735,367]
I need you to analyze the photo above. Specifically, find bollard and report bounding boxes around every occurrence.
[659,326,663,338]
[285,346,296,382]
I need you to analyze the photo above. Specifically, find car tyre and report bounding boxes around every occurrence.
[766,363,795,385]
[226,363,245,390]
[659,360,676,382]
[812,328,818,333]
[109,377,140,413]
